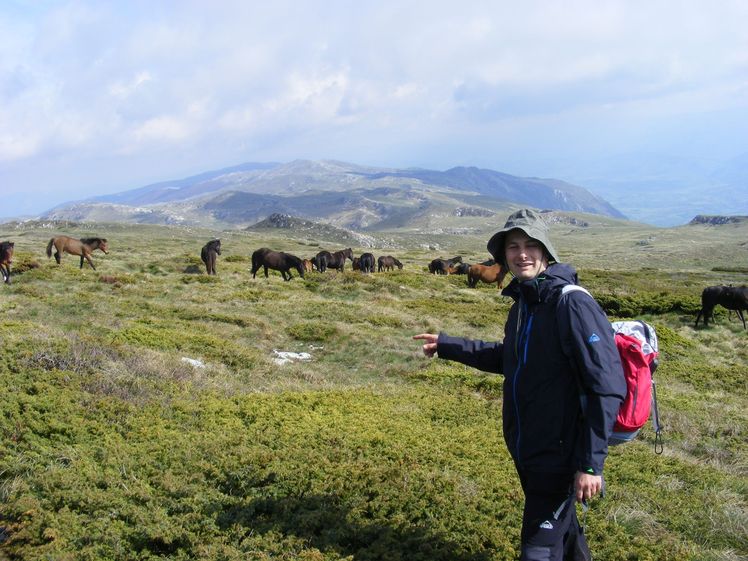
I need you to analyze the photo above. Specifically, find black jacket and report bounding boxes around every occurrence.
[436,263,626,475]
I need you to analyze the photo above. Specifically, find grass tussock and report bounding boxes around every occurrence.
[0,221,746,560]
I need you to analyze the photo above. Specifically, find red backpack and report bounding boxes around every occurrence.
[561,285,663,453]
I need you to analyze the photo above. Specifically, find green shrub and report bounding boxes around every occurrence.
[286,322,339,342]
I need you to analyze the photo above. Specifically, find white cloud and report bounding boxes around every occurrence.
[108,71,152,99]
[1,0,747,216]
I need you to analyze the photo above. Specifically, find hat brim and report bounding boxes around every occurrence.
[487,226,559,265]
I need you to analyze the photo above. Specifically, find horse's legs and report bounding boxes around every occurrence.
[694,308,703,328]
[83,253,96,270]
[737,309,746,329]
[263,266,269,278]
[54,250,61,264]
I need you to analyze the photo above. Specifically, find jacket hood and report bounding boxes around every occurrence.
[502,262,578,303]
[487,208,560,266]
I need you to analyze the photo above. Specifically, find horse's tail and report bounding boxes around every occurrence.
[46,238,54,258]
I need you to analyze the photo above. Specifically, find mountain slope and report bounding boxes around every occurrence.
[41,159,625,229]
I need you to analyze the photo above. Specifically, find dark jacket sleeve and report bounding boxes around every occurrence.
[435,332,503,374]
[558,292,626,474]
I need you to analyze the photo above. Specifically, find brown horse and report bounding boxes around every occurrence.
[46,236,109,270]
[314,248,353,272]
[302,259,314,273]
[200,239,221,275]
[250,248,305,281]
[0,241,14,284]
[467,262,507,289]
[377,255,403,272]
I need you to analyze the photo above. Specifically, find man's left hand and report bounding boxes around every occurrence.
[574,471,602,503]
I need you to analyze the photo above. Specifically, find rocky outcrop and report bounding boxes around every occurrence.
[689,215,748,225]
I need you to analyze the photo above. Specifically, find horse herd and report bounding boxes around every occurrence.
[428,256,508,289]
[1,235,747,330]
[248,246,405,281]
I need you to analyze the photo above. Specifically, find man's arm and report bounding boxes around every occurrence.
[413,332,503,374]
[435,332,503,373]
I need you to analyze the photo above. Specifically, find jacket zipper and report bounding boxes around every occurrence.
[512,302,533,467]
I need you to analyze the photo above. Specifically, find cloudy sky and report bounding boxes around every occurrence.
[2,0,747,219]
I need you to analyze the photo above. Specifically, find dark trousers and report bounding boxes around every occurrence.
[517,471,591,561]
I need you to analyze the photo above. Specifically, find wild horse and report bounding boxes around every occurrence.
[251,248,305,281]
[0,241,14,284]
[467,262,507,289]
[428,256,462,275]
[377,255,403,272]
[359,252,375,274]
[695,285,748,329]
[46,236,109,270]
[201,239,221,275]
[314,248,353,272]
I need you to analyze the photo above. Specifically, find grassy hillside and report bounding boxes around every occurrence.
[0,219,746,560]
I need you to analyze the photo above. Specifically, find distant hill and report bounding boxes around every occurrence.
[41,159,625,230]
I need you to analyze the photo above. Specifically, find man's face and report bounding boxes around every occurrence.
[504,229,549,281]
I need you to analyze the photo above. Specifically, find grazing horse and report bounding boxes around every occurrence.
[46,236,109,270]
[200,239,221,275]
[301,259,314,273]
[377,255,403,272]
[695,285,748,329]
[352,257,361,271]
[467,262,507,289]
[359,252,375,273]
[314,248,353,272]
[250,248,305,281]
[452,262,471,275]
[0,241,14,284]
[428,256,462,275]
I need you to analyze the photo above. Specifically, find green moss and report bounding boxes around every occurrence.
[286,322,339,342]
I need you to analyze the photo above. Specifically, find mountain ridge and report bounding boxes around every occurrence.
[41,159,626,230]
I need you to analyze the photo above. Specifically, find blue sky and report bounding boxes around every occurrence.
[2,1,747,222]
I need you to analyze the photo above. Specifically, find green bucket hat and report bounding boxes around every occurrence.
[487,208,560,265]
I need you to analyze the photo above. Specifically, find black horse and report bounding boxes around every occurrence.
[251,248,305,281]
[695,285,748,329]
[428,256,462,275]
[359,252,375,273]
[200,239,221,275]
[0,241,14,284]
[314,248,353,272]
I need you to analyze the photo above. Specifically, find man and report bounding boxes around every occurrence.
[414,208,625,561]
